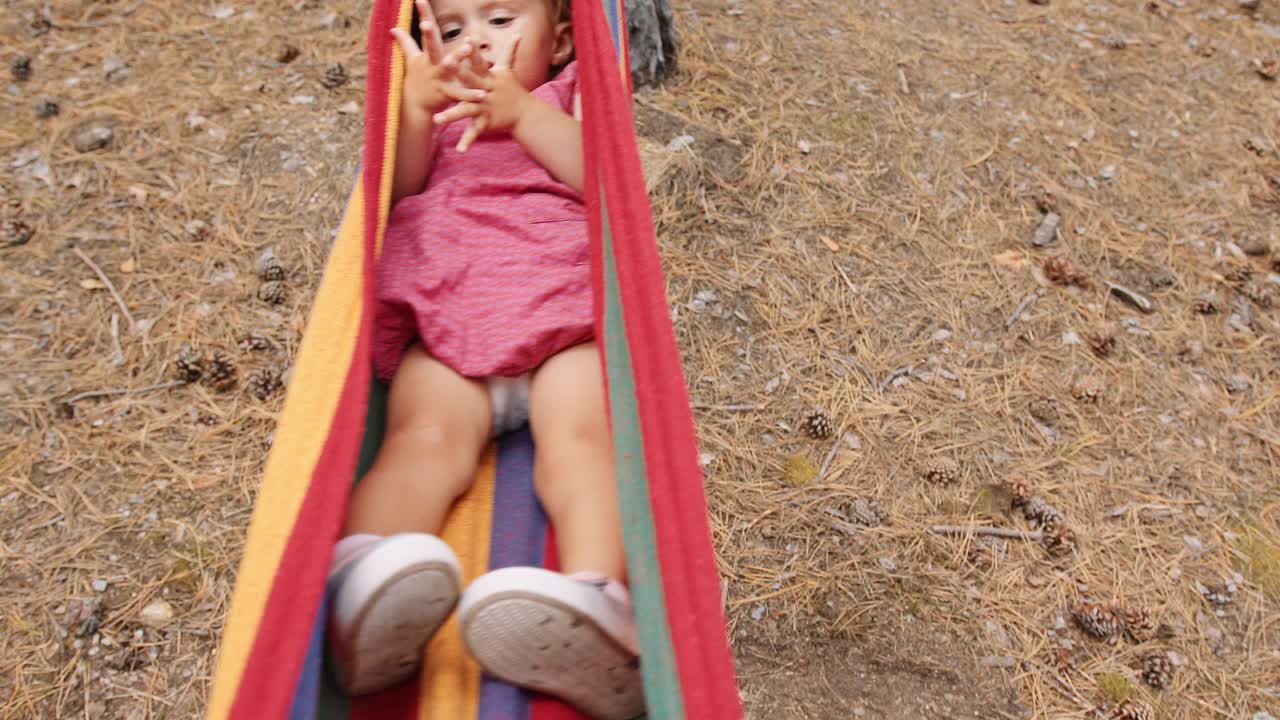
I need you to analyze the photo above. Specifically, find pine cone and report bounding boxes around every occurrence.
[184,219,211,242]
[206,351,237,391]
[1087,332,1117,358]
[967,536,1006,568]
[1043,522,1077,557]
[802,411,834,440]
[35,98,59,119]
[257,280,287,305]
[1070,376,1103,404]
[11,56,32,82]
[844,497,888,527]
[1044,255,1091,288]
[2,219,33,247]
[1073,602,1122,642]
[255,248,286,281]
[1028,396,1059,424]
[239,332,272,352]
[1005,475,1033,508]
[1192,294,1219,315]
[1103,700,1155,720]
[1118,605,1156,642]
[321,63,349,88]
[276,43,300,64]
[1034,188,1058,213]
[1022,496,1061,527]
[1102,33,1127,50]
[923,456,961,485]
[1223,263,1253,285]
[1240,281,1275,308]
[174,345,205,383]
[1141,649,1175,689]
[246,366,283,400]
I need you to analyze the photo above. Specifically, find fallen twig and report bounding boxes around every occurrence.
[815,431,843,482]
[73,247,136,331]
[691,402,757,412]
[63,380,187,405]
[1005,289,1042,329]
[879,366,912,392]
[929,525,1044,541]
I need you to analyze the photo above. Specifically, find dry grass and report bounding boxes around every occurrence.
[2,0,1279,718]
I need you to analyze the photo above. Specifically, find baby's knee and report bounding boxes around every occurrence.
[384,422,480,494]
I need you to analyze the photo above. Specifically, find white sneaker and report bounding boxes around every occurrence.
[457,567,644,720]
[328,533,462,695]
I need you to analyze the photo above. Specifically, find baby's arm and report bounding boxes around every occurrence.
[512,92,584,193]
[389,2,488,205]
[392,105,437,205]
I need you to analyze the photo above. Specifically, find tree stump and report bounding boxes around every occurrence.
[625,0,677,87]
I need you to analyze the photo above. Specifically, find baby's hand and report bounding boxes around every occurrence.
[431,36,531,152]
[391,0,489,116]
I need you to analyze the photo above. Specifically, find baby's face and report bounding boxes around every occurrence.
[430,0,569,90]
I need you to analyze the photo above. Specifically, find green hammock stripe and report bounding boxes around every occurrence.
[600,191,685,718]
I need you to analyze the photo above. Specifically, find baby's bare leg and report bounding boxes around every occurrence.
[343,344,492,537]
[527,343,625,581]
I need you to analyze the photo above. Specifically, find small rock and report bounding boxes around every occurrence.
[289,95,316,105]
[72,122,113,153]
[35,98,59,119]
[1061,330,1082,345]
[1254,58,1280,81]
[210,5,235,19]
[877,557,898,572]
[798,140,812,154]
[931,329,952,342]
[1225,374,1251,394]
[103,57,129,82]
[750,603,766,620]
[842,431,861,450]
[337,100,360,114]
[92,579,108,592]
[139,599,175,627]
[1237,234,1270,256]
[666,134,695,152]
[1099,164,1117,180]
[1103,34,1127,50]
[1239,0,1261,10]
[1030,212,1061,247]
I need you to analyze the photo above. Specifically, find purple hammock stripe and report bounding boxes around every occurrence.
[477,428,546,720]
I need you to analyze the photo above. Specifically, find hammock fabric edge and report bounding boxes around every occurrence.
[205,0,742,717]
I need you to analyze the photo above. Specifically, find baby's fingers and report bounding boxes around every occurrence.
[390,27,423,60]
[440,81,488,104]
[433,102,481,125]
[457,117,488,153]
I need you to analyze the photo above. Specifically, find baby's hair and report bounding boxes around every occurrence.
[547,0,571,24]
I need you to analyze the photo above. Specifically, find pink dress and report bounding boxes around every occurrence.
[373,62,590,382]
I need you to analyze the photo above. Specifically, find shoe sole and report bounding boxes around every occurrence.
[332,536,461,695]
[458,570,643,720]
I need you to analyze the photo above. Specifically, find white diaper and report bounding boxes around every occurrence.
[488,375,531,436]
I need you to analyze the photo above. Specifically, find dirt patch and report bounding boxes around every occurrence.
[736,621,1025,719]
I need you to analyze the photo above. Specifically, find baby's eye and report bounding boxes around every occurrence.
[441,25,462,40]
[490,16,514,26]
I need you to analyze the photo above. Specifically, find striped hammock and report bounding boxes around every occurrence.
[205,0,742,718]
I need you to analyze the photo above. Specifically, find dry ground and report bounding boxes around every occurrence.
[3,0,1280,718]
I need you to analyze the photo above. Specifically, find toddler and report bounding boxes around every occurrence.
[325,1,642,718]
